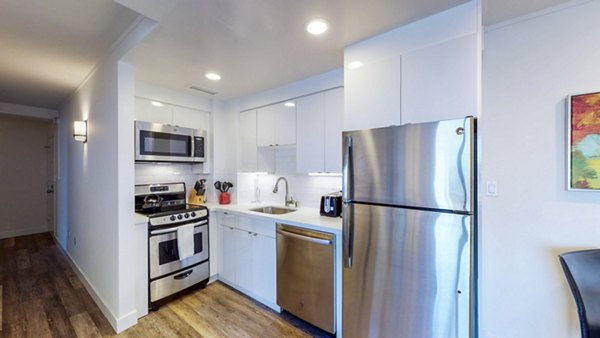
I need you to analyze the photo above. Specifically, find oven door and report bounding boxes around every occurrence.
[135,121,195,162]
[149,220,209,279]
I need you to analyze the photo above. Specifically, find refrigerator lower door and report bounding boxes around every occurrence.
[343,203,472,338]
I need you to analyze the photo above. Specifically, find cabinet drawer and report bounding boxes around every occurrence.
[235,215,254,233]
[219,212,237,227]
[252,218,275,238]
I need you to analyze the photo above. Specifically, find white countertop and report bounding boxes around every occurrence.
[135,212,148,225]
[135,203,342,233]
[205,203,342,234]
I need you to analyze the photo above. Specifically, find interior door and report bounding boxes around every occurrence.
[343,203,472,338]
[46,121,55,233]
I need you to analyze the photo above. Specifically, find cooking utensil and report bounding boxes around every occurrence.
[214,181,221,192]
[142,194,163,210]
[225,182,234,192]
[197,179,206,196]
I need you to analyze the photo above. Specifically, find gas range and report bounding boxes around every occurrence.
[135,182,210,308]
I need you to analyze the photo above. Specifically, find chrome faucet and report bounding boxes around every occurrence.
[273,177,298,207]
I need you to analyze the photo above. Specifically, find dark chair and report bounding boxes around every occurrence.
[559,249,600,338]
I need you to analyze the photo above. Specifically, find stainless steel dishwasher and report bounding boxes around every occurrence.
[276,223,335,334]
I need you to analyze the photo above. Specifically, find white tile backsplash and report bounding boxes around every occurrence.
[136,150,341,209]
[135,163,237,204]
[237,172,341,209]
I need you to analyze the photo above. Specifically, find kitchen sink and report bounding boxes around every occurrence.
[249,206,297,215]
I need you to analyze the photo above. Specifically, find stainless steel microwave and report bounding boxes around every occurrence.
[135,121,206,163]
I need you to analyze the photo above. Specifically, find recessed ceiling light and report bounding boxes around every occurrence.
[205,72,221,81]
[151,101,164,107]
[347,61,364,70]
[306,19,328,35]
[284,102,295,107]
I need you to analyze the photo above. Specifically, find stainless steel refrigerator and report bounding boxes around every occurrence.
[342,117,476,338]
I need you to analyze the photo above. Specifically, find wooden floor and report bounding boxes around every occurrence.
[0,233,332,338]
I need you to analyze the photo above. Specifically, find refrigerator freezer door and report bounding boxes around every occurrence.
[342,117,474,212]
[342,203,472,338]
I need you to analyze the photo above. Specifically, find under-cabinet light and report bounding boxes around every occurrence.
[308,172,342,176]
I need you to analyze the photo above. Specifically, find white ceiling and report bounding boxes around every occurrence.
[0,0,139,108]
[0,0,574,109]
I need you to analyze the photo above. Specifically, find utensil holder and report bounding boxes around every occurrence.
[219,192,231,205]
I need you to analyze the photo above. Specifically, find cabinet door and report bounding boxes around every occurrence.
[275,103,296,146]
[220,225,237,284]
[239,110,258,171]
[236,229,254,292]
[252,233,277,305]
[256,106,277,147]
[344,55,401,131]
[209,213,220,278]
[134,97,173,124]
[296,94,325,173]
[324,87,344,173]
[172,106,210,130]
[401,34,477,124]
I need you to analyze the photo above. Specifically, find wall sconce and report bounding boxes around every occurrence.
[73,120,87,143]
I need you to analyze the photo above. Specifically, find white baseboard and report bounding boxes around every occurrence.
[0,227,48,239]
[54,241,138,333]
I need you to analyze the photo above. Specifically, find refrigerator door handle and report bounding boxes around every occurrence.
[343,136,354,268]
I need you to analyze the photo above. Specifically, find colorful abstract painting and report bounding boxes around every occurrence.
[569,91,600,190]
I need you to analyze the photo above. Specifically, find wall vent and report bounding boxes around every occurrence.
[186,84,217,96]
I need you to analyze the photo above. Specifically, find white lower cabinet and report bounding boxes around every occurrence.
[218,213,278,310]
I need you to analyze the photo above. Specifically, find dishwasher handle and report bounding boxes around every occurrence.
[276,229,332,246]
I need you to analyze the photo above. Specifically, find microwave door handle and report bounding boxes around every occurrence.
[343,136,354,268]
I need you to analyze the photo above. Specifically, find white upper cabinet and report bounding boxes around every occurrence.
[256,105,276,147]
[343,2,480,128]
[239,110,275,172]
[239,110,258,172]
[134,97,173,125]
[344,56,401,131]
[296,87,344,173]
[257,103,296,147]
[401,34,478,124]
[135,97,210,131]
[296,94,325,173]
[323,88,344,173]
[172,105,210,131]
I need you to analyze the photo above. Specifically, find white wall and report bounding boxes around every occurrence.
[55,16,156,333]
[0,115,51,238]
[480,2,600,337]
[228,69,344,208]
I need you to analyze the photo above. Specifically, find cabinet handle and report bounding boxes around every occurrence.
[173,269,193,280]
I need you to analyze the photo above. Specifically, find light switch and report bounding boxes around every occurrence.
[486,181,498,197]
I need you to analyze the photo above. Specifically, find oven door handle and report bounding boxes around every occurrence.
[150,220,208,235]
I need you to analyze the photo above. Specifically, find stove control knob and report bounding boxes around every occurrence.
[170,215,176,221]
[191,212,196,217]
[177,214,183,220]
[184,213,189,219]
